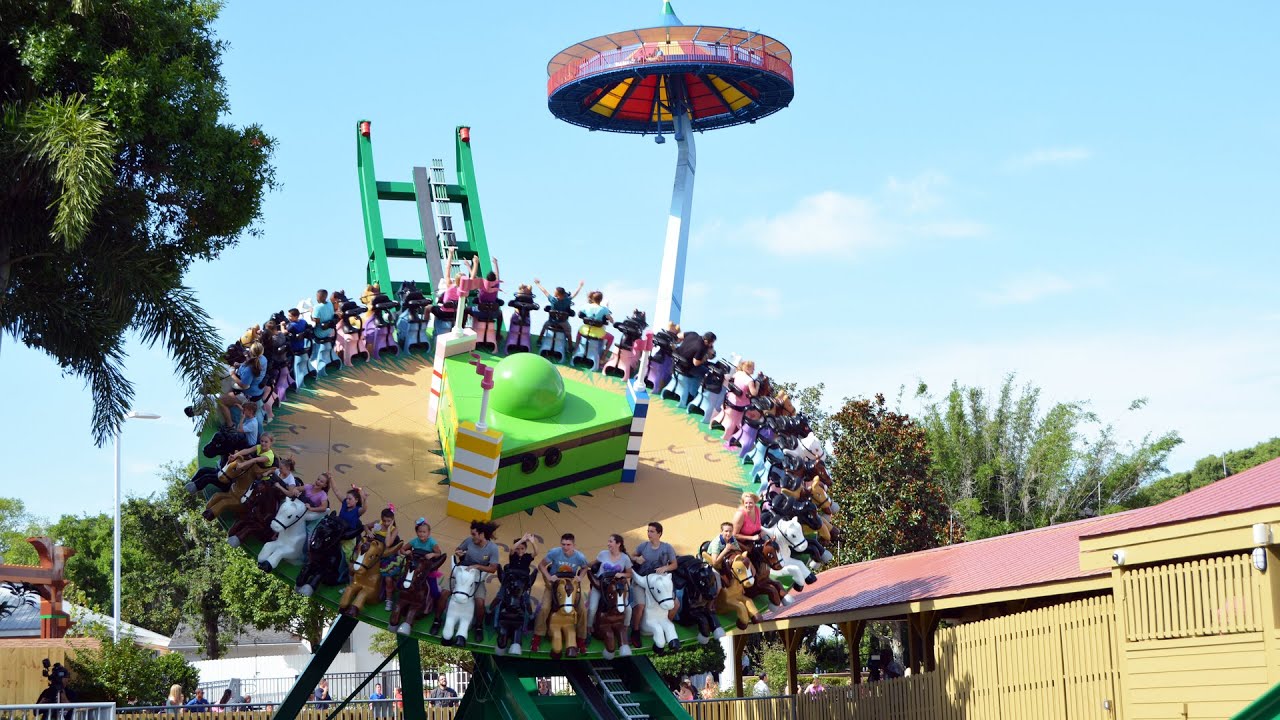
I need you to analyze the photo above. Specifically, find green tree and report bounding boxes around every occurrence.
[1,0,276,445]
[45,511,114,611]
[0,497,42,566]
[827,394,960,564]
[221,551,334,649]
[68,626,200,705]
[758,639,815,692]
[918,377,1182,538]
[649,640,726,687]
[368,630,474,673]
[1127,437,1280,509]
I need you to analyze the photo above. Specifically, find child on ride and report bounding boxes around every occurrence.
[707,521,739,568]
[396,518,444,609]
[533,277,583,339]
[579,291,612,339]
[506,532,540,575]
[302,472,333,511]
[470,255,501,303]
[337,485,369,556]
[275,456,303,497]
[227,432,275,474]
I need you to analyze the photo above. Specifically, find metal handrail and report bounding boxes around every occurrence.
[547,41,793,95]
[0,703,116,720]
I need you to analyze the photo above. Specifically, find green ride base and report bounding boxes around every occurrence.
[439,351,635,518]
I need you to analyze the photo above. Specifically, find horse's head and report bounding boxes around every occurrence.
[603,575,629,614]
[449,564,482,604]
[270,497,308,534]
[309,514,344,551]
[793,499,823,531]
[798,433,824,463]
[758,541,784,571]
[772,518,809,554]
[690,563,719,600]
[554,575,580,614]
[728,552,756,589]
[643,573,676,611]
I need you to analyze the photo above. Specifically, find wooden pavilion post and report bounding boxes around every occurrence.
[732,633,747,697]
[782,628,803,695]
[840,620,866,684]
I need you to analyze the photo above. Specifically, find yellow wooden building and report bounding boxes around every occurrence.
[744,456,1280,719]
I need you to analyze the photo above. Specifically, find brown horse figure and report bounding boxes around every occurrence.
[744,541,789,610]
[590,572,631,659]
[203,459,274,521]
[714,550,761,629]
[389,550,447,635]
[226,478,282,548]
[340,528,401,617]
[547,575,583,659]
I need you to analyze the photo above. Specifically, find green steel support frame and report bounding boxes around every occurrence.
[271,614,357,720]
[354,120,493,296]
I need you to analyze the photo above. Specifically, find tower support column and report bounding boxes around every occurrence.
[654,111,696,332]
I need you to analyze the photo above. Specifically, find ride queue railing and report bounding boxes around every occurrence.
[0,703,116,720]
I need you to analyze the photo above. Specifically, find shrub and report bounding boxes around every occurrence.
[69,627,199,705]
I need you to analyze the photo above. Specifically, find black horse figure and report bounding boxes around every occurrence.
[672,554,724,644]
[296,513,346,597]
[203,427,250,466]
[490,563,537,655]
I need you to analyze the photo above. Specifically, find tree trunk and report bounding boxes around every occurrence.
[203,605,222,659]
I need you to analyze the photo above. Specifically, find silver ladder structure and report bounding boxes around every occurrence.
[429,159,466,278]
[588,661,651,720]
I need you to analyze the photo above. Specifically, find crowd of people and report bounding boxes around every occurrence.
[189,257,844,694]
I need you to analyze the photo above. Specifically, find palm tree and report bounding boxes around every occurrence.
[1,2,274,445]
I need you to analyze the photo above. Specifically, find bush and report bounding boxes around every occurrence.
[760,640,815,692]
[649,640,726,687]
[68,628,199,705]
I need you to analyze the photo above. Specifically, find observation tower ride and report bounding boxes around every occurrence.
[547,1,794,331]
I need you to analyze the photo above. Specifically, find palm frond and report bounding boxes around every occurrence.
[131,282,226,409]
[18,95,117,249]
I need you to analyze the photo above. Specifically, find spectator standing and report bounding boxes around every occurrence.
[676,679,695,701]
[394,687,403,710]
[164,685,185,715]
[700,675,720,699]
[314,679,332,709]
[805,675,826,695]
[212,688,233,711]
[185,688,211,709]
[427,676,458,707]
[536,678,552,697]
[751,672,771,697]
[369,682,388,718]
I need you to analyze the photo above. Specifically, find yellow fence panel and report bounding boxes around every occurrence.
[1123,554,1262,642]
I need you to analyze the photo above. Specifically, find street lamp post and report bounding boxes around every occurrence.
[114,411,161,641]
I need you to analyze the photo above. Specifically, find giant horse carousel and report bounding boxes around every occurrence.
[192,5,826,719]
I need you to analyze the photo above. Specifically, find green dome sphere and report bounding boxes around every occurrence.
[488,353,566,420]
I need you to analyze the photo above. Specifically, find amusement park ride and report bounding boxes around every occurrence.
[194,4,807,719]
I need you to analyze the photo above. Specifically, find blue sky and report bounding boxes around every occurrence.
[4,1,1278,522]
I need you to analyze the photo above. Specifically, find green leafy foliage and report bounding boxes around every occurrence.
[1126,437,1280,509]
[1,0,276,445]
[221,551,334,650]
[827,394,961,564]
[759,639,815,691]
[0,497,42,566]
[917,377,1182,537]
[649,639,726,686]
[368,630,474,673]
[68,626,199,705]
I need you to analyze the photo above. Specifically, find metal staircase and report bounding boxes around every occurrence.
[589,661,651,720]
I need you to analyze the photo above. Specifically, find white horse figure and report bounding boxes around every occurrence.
[257,497,322,572]
[629,572,681,653]
[764,519,818,590]
[441,563,484,647]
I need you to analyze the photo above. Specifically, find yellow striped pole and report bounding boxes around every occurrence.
[447,421,503,522]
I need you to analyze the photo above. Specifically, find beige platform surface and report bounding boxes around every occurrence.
[271,354,750,558]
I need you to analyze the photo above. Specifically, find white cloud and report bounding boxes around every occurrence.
[739,190,888,257]
[1006,146,1093,170]
[981,271,1082,305]
[711,169,987,259]
[886,170,949,213]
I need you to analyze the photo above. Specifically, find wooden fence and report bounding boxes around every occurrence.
[784,595,1122,720]
[1122,552,1262,642]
